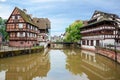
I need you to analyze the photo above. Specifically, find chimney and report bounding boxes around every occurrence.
[23,9,27,13]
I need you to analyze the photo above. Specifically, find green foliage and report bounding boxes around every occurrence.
[0,17,8,41]
[64,20,83,42]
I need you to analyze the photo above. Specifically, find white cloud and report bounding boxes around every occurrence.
[0,0,6,2]
[30,0,67,3]
[0,5,12,19]
[49,17,74,36]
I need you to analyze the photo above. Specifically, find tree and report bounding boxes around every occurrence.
[64,20,83,42]
[0,17,8,41]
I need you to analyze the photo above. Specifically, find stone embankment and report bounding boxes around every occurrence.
[0,46,44,58]
[96,48,120,63]
[81,47,120,64]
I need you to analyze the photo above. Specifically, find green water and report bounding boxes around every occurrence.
[0,48,120,80]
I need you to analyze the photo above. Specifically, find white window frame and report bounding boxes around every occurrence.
[18,16,20,19]
[17,32,20,37]
[12,16,15,19]
[23,32,25,37]
[19,23,23,28]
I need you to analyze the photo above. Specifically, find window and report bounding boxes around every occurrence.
[27,33,29,37]
[30,33,32,37]
[18,16,20,19]
[10,33,13,37]
[20,41,23,44]
[27,24,30,29]
[82,40,85,45]
[87,40,89,45]
[96,40,99,46]
[36,28,38,31]
[19,24,23,28]
[23,32,25,37]
[17,32,20,37]
[12,16,15,19]
[91,40,93,46]
[32,34,34,37]
[37,20,39,23]
[17,32,26,37]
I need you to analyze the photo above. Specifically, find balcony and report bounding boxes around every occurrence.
[6,28,27,32]
[6,28,39,34]
[9,37,37,41]
[81,26,115,33]
[82,35,120,40]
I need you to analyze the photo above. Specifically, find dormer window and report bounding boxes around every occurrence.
[37,20,39,23]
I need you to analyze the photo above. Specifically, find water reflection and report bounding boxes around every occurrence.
[0,48,50,80]
[0,47,120,80]
[64,49,120,80]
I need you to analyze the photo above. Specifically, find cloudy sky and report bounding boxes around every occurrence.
[0,0,120,36]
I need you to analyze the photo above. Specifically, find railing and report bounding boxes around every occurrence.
[6,28,39,33]
[9,37,37,41]
[82,35,120,39]
[81,26,115,33]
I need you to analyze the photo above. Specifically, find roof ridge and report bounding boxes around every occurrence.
[95,10,118,17]
[15,7,37,27]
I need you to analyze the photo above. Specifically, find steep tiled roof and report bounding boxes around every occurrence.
[15,7,37,26]
[80,20,115,29]
[81,10,120,29]
[91,10,119,20]
[33,18,51,29]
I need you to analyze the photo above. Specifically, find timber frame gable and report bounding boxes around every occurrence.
[7,7,25,23]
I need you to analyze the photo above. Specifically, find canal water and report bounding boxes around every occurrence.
[0,46,120,80]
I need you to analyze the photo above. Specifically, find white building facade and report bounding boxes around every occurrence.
[80,10,120,51]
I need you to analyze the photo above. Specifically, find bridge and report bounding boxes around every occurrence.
[51,42,74,44]
[46,42,81,48]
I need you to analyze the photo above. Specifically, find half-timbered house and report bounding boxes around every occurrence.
[6,7,39,47]
[80,10,120,51]
[33,18,51,46]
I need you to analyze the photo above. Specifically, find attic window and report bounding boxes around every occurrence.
[37,20,39,23]
[12,16,15,19]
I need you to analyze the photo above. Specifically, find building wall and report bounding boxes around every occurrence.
[81,45,96,51]
[9,41,35,47]
[81,39,115,50]
[102,39,115,46]
[6,7,39,47]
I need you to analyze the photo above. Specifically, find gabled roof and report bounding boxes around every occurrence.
[15,7,37,26]
[33,18,51,29]
[80,20,115,29]
[91,10,119,20]
[81,10,120,29]
[7,7,37,27]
